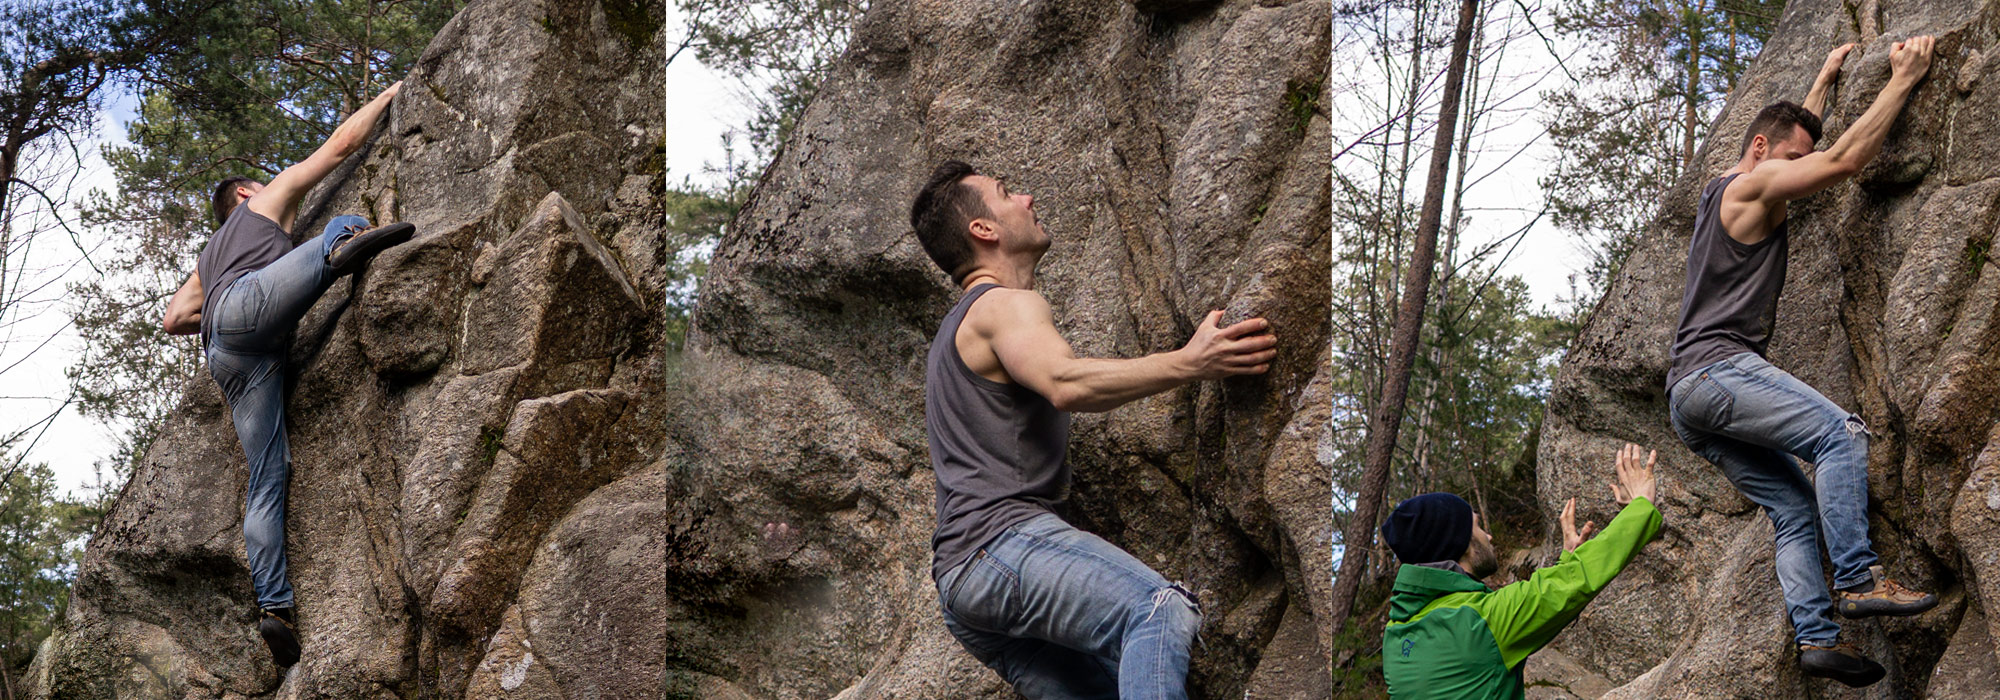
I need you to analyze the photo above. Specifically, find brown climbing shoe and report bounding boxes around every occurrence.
[326,221,415,274]
[1836,565,1937,619]
[259,607,300,667]
[1799,643,1884,687]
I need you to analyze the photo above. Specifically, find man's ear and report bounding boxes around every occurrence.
[1749,134,1767,161]
[237,185,257,202]
[967,218,1000,244]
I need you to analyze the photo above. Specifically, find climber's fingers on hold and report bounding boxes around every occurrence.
[1224,348,1278,367]
[1217,316,1270,340]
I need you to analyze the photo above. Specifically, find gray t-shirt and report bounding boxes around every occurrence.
[196,202,296,337]
[926,284,1072,581]
[1666,173,1791,390]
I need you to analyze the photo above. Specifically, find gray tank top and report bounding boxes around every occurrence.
[926,284,1072,581]
[196,202,295,337]
[1666,173,1790,389]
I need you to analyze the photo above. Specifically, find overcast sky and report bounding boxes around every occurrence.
[1329,1,1592,314]
[1,9,746,498]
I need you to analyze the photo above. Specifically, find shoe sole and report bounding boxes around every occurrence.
[1837,595,1939,619]
[329,222,416,273]
[258,615,300,667]
[1800,652,1885,688]
[1802,664,1885,688]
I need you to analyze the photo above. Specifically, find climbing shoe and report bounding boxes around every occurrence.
[1836,564,1937,619]
[1799,643,1884,688]
[259,607,300,667]
[326,221,415,274]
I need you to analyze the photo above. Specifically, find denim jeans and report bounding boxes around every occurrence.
[1668,351,1878,646]
[936,513,1201,700]
[204,215,368,610]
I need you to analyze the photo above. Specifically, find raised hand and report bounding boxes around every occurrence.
[1891,35,1935,84]
[1609,443,1657,505]
[1561,497,1596,551]
[1178,310,1277,379]
[1821,43,1857,76]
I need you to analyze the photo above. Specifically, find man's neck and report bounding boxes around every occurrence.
[1418,560,1475,578]
[1727,154,1761,177]
[960,263,1036,292]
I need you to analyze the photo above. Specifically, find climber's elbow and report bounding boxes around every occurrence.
[163,307,199,335]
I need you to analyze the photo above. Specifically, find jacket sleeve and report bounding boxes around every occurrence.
[1469,497,1663,669]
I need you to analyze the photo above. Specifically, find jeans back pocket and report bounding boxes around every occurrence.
[215,276,264,336]
[944,550,1023,634]
[1672,372,1735,433]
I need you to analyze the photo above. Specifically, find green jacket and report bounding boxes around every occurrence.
[1381,497,1662,699]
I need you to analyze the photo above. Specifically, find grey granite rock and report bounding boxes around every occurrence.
[1539,0,2000,695]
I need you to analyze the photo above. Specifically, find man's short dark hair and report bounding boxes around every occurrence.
[1739,101,1824,156]
[212,176,260,227]
[909,160,991,284]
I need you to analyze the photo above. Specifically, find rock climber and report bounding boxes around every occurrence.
[161,80,415,668]
[1664,37,1940,687]
[909,160,1277,699]
[1380,444,1662,698]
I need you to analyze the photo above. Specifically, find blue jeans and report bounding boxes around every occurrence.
[1668,351,1879,646]
[203,215,368,610]
[936,513,1201,700]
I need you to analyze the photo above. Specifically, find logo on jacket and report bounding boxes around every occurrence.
[1401,638,1415,657]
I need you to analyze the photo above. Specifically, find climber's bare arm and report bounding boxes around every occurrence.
[164,272,203,335]
[1727,36,1933,241]
[1737,37,1933,204]
[249,81,402,233]
[965,288,1275,413]
[1802,43,1855,117]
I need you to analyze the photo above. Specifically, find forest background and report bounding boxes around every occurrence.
[1326,0,1785,692]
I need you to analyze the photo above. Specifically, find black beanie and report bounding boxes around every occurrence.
[1380,493,1475,564]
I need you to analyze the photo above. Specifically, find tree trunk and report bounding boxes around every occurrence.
[1683,0,1703,165]
[1329,0,1483,644]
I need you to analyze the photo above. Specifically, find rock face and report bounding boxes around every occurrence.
[1540,0,2000,696]
[26,0,1331,696]
[669,0,1331,697]
[27,0,667,697]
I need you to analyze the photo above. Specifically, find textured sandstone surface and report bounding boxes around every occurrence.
[26,0,667,697]
[23,0,1330,696]
[669,0,1332,697]
[1539,0,2000,696]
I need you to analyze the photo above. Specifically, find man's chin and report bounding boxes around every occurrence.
[1469,560,1499,579]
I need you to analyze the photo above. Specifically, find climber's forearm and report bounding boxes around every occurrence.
[163,273,202,336]
[250,82,403,232]
[1819,76,1916,173]
[1802,43,1854,117]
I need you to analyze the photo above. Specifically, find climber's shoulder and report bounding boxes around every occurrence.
[965,287,1054,335]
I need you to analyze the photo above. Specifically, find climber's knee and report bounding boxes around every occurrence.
[1142,582,1202,643]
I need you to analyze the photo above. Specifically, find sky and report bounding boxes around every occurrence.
[1324,1,1620,562]
[1328,1,1594,315]
[1,8,747,499]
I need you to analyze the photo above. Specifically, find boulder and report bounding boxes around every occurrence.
[27,0,667,696]
[1539,0,2000,694]
[670,0,1332,696]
